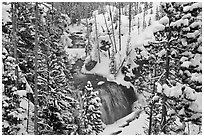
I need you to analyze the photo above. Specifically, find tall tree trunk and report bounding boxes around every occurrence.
[12,3,18,87]
[118,2,121,51]
[94,15,101,63]
[126,3,132,61]
[161,23,171,134]
[128,3,132,33]
[34,2,39,135]
[103,13,114,58]
[109,5,117,54]
[85,6,91,58]
[148,64,157,135]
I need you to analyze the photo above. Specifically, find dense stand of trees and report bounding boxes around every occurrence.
[2,2,202,135]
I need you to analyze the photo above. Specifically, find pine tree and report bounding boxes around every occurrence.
[2,2,34,135]
[81,81,104,135]
[2,51,29,135]
[145,2,202,134]
[35,4,79,135]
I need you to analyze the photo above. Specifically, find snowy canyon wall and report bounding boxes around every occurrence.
[72,60,137,124]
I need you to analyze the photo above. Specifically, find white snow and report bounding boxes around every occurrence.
[191,53,201,68]
[2,4,11,24]
[100,110,148,135]
[178,107,185,115]
[186,32,196,38]
[189,2,202,11]
[189,101,200,112]
[181,61,192,68]
[157,49,166,57]
[182,13,191,19]
[169,83,183,98]
[65,48,86,60]
[14,90,27,98]
[20,98,34,110]
[190,21,202,28]
[183,5,191,12]
[183,86,197,101]
[152,21,165,32]
[183,19,189,26]
[162,84,171,97]
[180,56,188,62]
[97,81,105,85]
[191,73,202,83]
[159,16,169,25]
[156,82,162,93]
[167,109,176,115]
[61,31,72,48]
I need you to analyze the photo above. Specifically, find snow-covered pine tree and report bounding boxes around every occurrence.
[143,2,202,135]
[35,4,79,135]
[80,81,104,135]
[2,52,29,135]
[2,2,35,135]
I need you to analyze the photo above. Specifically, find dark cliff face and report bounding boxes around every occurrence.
[72,59,137,125]
[72,72,137,124]
[97,82,137,124]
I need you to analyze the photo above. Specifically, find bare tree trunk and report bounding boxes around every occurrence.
[109,5,117,53]
[128,3,132,33]
[94,15,101,63]
[126,3,132,60]
[34,2,39,135]
[119,2,121,51]
[161,25,171,134]
[148,64,157,135]
[103,13,114,58]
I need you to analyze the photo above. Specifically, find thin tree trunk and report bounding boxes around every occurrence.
[103,13,114,58]
[27,94,30,132]
[85,6,91,58]
[109,5,117,53]
[161,24,171,134]
[119,2,121,51]
[126,3,132,62]
[129,3,132,33]
[12,3,18,87]
[148,64,157,135]
[34,2,39,135]
[94,15,101,63]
